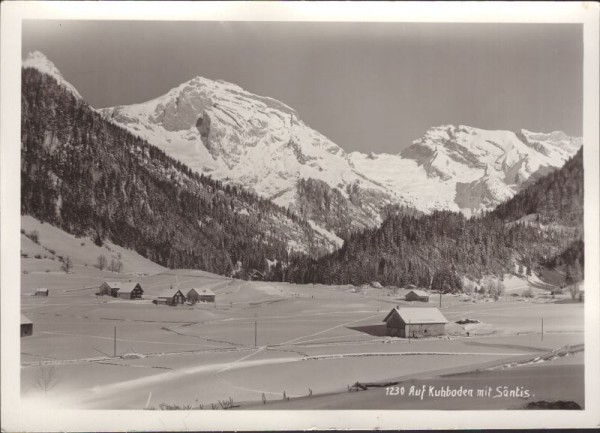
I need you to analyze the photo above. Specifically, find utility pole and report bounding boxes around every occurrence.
[254,313,258,348]
[439,291,442,308]
[541,318,544,342]
[114,326,117,357]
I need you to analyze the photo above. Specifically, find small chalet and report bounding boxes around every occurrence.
[99,282,121,297]
[35,288,49,297]
[156,289,186,306]
[21,314,33,337]
[186,288,215,304]
[116,282,144,300]
[383,307,447,338]
[405,289,430,302]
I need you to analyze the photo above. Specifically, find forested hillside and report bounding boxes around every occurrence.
[493,148,583,227]
[21,67,335,275]
[283,151,584,289]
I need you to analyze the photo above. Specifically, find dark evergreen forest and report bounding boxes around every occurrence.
[283,149,584,289]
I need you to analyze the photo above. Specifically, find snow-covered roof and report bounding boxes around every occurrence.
[36,288,49,293]
[102,282,122,289]
[384,307,448,324]
[188,288,215,296]
[157,289,183,298]
[21,314,32,325]
[406,289,429,297]
[118,282,142,294]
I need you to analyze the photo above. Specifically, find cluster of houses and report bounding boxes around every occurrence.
[97,281,215,306]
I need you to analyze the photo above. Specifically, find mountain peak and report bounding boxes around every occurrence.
[22,51,82,99]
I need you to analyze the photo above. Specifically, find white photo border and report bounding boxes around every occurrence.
[2,1,599,431]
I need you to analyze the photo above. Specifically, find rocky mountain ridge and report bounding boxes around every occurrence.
[25,52,582,238]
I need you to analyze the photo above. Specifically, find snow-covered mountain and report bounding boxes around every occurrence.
[22,51,83,99]
[23,52,582,237]
[100,72,581,223]
[351,125,581,216]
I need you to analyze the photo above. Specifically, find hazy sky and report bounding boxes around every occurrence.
[22,21,583,153]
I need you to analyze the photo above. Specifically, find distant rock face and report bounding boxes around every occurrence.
[24,52,582,236]
[396,125,582,216]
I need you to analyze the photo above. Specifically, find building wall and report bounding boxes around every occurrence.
[401,323,445,338]
[405,293,429,302]
[199,295,215,302]
[384,313,403,336]
[165,293,185,305]
[187,291,199,303]
[21,323,33,337]
[385,312,445,338]
[173,293,185,304]
[131,287,143,299]
[98,284,113,296]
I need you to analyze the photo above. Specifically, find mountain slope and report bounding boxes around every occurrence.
[350,125,581,216]
[22,51,83,100]
[98,64,581,231]
[21,214,166,279]
[21,66,338,278]
[284,150,584,288]
[493,147,583,227]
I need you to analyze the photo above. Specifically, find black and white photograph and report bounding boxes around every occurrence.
[1,2,599,431]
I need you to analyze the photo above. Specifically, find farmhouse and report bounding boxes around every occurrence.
[116,282,144,300]
[405,289,430,302]
[35,288,49,297]
[383,307,448,338]
[186,288,215,303]
[21,314,33,337]
[98,282,121,297]
[156,289,186,306]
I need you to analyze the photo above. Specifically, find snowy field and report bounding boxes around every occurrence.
[20,270,584,410]
[19,216,584,410]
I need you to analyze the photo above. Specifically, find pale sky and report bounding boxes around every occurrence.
[22,21,583,153]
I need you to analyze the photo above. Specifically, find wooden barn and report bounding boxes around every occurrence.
[116,282,144,300]
[383,307,447,338]
[98,282,121,297]
[186,288,215,304]
[156,289,186,306]
[405,289,430,302]
[21,314,33,337]
[35,288,49,297]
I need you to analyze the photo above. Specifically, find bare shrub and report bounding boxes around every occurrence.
[568,284,580,301]
[61,256,72,273]
[32,365,59,393]
[96,255,107,270]
[463,279,476,295]
[108,258,123,273]
[29,230,39,244]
